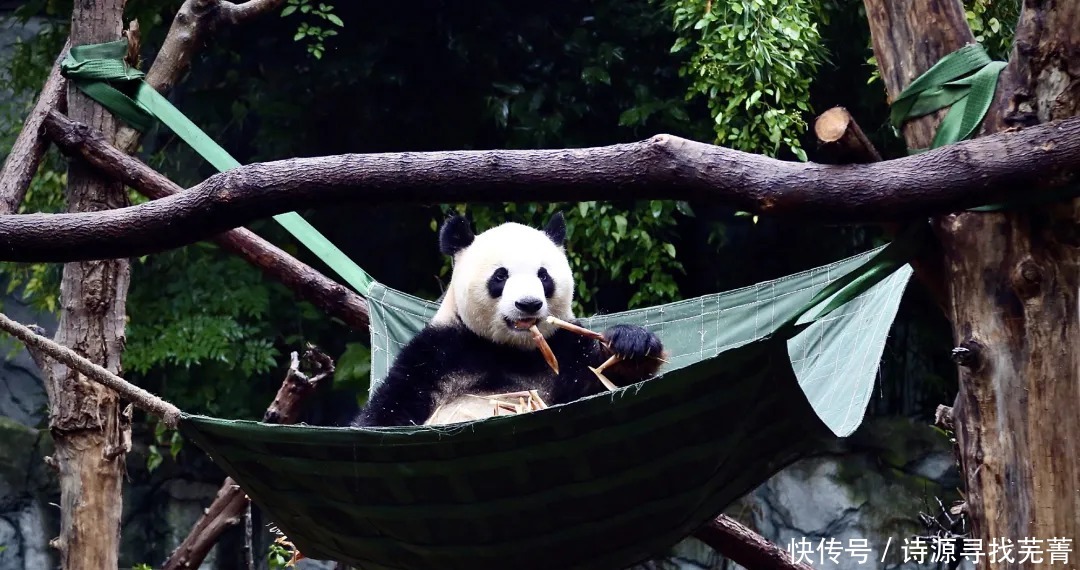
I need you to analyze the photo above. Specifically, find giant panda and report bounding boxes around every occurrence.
[349,211,666,427]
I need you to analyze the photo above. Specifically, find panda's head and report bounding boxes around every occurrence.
[433,212,574,350]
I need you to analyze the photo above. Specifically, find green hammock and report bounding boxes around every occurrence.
[177,240,913,570]
[53,39,974,569]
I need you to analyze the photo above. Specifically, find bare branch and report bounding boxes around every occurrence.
[43,109,370,329]
[218,0,288,25]
[6,115,1080,262]
[162,478,247,570]
[115,0,286,153]
[0,311,182,427]
[694,515,813,570]
[162,347,332,570]
[0,39,70,214]
[115,0,214,153]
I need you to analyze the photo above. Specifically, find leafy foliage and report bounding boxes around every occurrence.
[281,0,344,60]
[662,0,831,159]
[963,0,1019,60]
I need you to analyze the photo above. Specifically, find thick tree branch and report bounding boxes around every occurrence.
[44,110,370,330]
[163,478,247,570]
[0,39,70,214]
[115,0,285,153]
[693,516,813,570]
[162,347,331,570]
[4,116,1080,263]
[218,0,288,25]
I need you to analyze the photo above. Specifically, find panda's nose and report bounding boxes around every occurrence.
[515,298,543,314]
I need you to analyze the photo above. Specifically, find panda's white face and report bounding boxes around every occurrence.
[433,214,574,350]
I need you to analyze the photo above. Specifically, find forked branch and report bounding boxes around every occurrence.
[162,346,332,570]
[115,0,286,153]
[5,115,1080,263]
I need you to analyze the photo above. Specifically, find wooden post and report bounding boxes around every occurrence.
[44,2,132,567]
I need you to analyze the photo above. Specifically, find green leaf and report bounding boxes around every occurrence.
[280,5,297,16]
[613,214,627,236]
[326,13,344,26]
[664,243,676,258]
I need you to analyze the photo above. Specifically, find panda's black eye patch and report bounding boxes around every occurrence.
[538,267,555,298]
[487,267,508,298]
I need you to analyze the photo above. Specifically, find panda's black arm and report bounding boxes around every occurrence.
[350,372,439,427]
[350,331,446,427]
[545,323,664,404]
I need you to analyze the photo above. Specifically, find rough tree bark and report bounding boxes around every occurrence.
[864,0,1080,567]
[948,0,1080,563]
[44,1,131,567]
[3,116,1080,262]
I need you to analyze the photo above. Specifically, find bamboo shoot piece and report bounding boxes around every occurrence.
[530,324,559,374]
[545,316,606,341]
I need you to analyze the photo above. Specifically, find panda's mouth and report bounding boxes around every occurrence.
[504,317,539,331]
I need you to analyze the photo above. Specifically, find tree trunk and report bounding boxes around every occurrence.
[45,1,132,567]
[864,1,1080,567]
[943,1,1080,565]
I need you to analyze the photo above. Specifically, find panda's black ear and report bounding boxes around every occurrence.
[439,214,475,256]
[543,211,566,246]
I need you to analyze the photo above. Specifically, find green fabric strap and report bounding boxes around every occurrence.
[61,41,156,133]
[60,40,376,296]
[889,43,1006,154]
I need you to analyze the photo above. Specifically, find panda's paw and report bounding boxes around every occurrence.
[603,324,663,361]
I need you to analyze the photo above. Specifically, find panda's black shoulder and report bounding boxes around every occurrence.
[395,321,478,361]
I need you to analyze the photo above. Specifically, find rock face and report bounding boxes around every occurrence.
[633,417,969,570]
[0,293,52,429]
[0,416,58,570]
